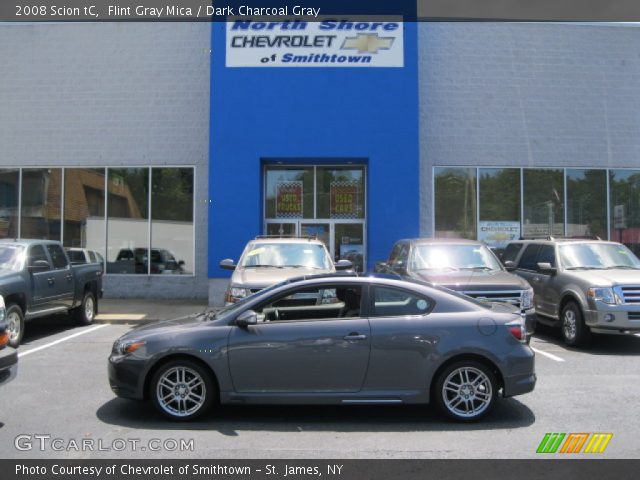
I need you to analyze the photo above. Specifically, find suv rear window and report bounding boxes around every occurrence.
[502,243,523,264]
[518,244,541,271]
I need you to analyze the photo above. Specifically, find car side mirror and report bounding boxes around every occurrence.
[537,262,557,275]
[28,260,50,273]
[236,310,258,328]
[219,259,237,271]
[335,259,353,271]
[503,260,517,272]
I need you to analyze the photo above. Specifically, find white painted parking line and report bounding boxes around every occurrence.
[18,324,109,358]
[532,347,565,362]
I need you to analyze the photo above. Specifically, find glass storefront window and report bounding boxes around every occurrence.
[609,170,640,256]
[265,167,314,219]
[0,169,19,239]
[106,168,149,274]
[566,169,607,239]
[478,168,521,251]
[21,168,62,240]
[316,167,365,219]
[434,167,476,239]
[522,168,564,238]
[63,169,106,267]
[151,168,194,275]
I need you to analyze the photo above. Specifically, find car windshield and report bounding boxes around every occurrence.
[0,245,25,271]
[411,244,502,272]
[239,242,331,270]
[559,243,640,269]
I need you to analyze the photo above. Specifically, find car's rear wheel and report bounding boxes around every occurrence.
[150,359,214,421]
[6,304,24,348]
[561,301,590,347]
[435,361,498,422]
[74,290,96,326]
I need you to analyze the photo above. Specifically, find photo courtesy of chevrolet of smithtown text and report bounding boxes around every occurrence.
[1,0,640,479]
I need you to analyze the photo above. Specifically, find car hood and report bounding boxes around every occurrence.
[565,268,640,287]
[232,266,333,289]
[411,269,529,292]
[122,314,208,339]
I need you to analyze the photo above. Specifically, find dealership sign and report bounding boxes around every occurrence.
[330,181,361,218]
[276,181,303,218]
[226,18,404,67]
[478,221,520,249]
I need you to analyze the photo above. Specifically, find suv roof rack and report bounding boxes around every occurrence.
[255,235,318,241]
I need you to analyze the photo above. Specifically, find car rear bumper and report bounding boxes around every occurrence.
[0,347,18,386]
[503,345,536,397]
[503,372,536,397]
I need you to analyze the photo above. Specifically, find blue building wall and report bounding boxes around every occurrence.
[209,21,420,282]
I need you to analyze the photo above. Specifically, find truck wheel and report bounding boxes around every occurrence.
[75,291,97,326]
[6,304,25,348]
[561,301,591,348]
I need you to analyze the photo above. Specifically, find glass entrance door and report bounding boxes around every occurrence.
[264,164,366,271]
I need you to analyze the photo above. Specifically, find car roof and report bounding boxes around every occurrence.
[396,237,484,246]
[250,237,325,245]
[508,238,618,246]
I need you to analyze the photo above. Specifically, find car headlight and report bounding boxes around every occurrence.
[521,287,534,310]
[113,339,146,355]
[587,287,622,305]
[227,286,251,303]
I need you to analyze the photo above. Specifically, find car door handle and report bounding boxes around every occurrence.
[65,274,73,281]
[48,278,55,285]
[344,333,367,341]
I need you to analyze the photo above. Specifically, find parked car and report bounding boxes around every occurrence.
[375,239,536,336]
[66,248,105,273]
[219,236,352,304]
[108,273,535,422]
[0,239,103,347]
[502,237,640,347]
[110,248,185,275]
[0,296,18,386]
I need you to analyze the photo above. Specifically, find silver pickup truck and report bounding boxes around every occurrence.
[502,238,640,347]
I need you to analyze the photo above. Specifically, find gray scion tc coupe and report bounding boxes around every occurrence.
[109,273,536,422]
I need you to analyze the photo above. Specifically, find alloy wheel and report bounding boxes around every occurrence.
[442,366,493,419]
[563,309,577,341]
[156,366,207,418]
[7,311,21,342]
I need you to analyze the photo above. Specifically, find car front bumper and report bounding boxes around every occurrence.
[0,347,18,386]
[108,354,146,400]
[584,306,640,334]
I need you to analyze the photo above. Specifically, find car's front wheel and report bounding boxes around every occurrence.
[6,303,25,348]
[150,359,214,421]
[561,301,590,348]
[435,361,498,422]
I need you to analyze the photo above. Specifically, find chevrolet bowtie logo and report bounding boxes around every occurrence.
[341,33,395,54]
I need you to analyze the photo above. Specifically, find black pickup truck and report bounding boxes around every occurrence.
[0,239,103,347]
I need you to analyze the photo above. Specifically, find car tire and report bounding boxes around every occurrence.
[434,360,498,422]
[6,303,25,348]
[74,290,97,326]
[561,301,591,348]
[150,359,215,421]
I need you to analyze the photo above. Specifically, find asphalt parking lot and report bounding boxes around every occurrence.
[1,314,639,459]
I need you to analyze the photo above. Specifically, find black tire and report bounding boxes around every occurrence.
[150,359,215,421]
[6,303,25,348]
[74,290,96,326]
[434,360,498,422]
[561,301,591,348]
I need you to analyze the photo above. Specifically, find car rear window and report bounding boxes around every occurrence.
[370,286,433,317]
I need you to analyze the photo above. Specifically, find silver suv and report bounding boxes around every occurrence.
[502,238,640,347]
[219,236,352,304]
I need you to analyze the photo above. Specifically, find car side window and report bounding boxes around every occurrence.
[46,244,69,270]
[28,245,50,269]
[371,286,432,317]
[518,244,541,271]
[536,245,556,269]
[501,243,523,264]
[389,243,409,269]
[255,285,362,323]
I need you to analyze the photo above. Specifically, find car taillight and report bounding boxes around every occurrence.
[506,319,526,343]
[0,332,9,348]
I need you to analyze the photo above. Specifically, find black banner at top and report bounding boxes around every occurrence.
[3,0,640,22]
